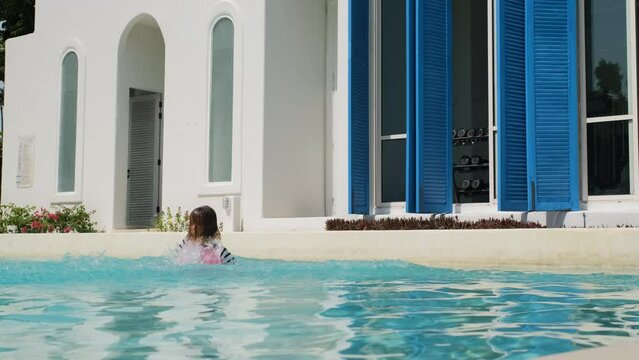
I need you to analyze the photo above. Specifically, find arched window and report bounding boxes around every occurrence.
[209,18,235,183]
[58,51,79,192]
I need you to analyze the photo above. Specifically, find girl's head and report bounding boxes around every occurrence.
[187,205,220,244]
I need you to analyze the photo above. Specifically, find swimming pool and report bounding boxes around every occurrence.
[1,257,638,359]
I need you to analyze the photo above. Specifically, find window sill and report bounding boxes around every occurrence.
[374,203,406,215]
[587,194,636,202]
[453,202,496,214]
[51,192,83,205]
[198,182,241,198]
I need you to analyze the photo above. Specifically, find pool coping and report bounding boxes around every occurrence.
[1,228,639,272]
[541,340,639,359]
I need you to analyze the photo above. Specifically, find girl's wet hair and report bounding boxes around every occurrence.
[188,205,220,243]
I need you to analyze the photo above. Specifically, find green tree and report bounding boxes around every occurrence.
[595,59,623,96]
[0,0,36,106]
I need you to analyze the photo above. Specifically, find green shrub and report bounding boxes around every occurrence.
[154,207,190,232]
[325,215,544,231]
[0,203,97,233]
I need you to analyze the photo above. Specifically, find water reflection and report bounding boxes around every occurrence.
[2,262,639,359]
[323,281,639,359]
[98,290,177,359]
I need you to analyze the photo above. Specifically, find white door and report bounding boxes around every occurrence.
[127,94,162,228]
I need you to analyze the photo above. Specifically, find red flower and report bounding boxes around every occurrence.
[63,227,73,233]
[30,221,42,229]
[47,213,60,221]
[47,225,54,233]
[21,227,28,233]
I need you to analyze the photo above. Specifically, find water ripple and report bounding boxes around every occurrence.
[1,257,639,359]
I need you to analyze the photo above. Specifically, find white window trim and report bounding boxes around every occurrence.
[52,43,86,205]
[579,0,639,201]
[488,0,497,205]
[453,201,498,214]
[370,0,406,211]
[200,7,244,197]
[452,0,496,208]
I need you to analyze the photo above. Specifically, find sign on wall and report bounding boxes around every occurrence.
[16,136,34,188]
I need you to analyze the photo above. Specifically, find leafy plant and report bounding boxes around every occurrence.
[325,215,545,231]
[0,203,97,233]
[154,207,190,232]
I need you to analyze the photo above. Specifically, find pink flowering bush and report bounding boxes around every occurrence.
[0,204,97,234]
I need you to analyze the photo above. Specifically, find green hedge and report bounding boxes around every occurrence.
[154,207,190,232]
[326,216,544,231]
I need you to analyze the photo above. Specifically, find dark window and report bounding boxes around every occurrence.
[587,121,630,195]
[585,0,629,117]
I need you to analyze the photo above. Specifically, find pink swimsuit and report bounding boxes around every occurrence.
[200,246,223,264]
[176,238,235,265]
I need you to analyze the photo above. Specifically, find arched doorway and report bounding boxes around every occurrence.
[114,15,166,229]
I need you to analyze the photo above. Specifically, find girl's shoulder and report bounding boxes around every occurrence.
[178,237,188,248]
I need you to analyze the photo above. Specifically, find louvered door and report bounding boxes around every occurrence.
[497,0,528,211]
[526,0,579,210]
[127,94,162,228]
[349,0,370,214]
[416,0,452,213]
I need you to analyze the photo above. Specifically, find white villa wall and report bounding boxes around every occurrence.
[122,24,166,93]
[1,0,270,231]
[113,20,166,229]
[333,0,350,219]
[263,0,328,219]
[5,0,639,232]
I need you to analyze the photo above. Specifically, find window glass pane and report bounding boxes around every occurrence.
[452,0,489,204]
[382,139,406,202]
[452,0,488,131]
[381,0,406,136]
[588,120,630,195]
[58,52,78,192]
[209,18,234,183]
[585,0,629,117]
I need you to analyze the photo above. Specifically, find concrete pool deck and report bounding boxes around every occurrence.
[542,340,639,359]
[1,228,639,271]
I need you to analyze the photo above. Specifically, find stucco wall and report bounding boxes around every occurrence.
[123,24,166,93]
[114,21,166,229]
[333,0,350,218]
[263,0,328,218]
[1,0,270,231]
[5,0,639,232]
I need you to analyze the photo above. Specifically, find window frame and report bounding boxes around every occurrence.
[200,11,243,197]
[370,0,497,214]
[579,0,639,201]
[52,46,86,205]
[371,0,407,212]
[451,0,497,211]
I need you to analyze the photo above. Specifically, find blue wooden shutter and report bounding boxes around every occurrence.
[415,0,452,213]
[496,0,529,211]
[349,0,370,214]
[406,0,417,213]
[526,0,579,211]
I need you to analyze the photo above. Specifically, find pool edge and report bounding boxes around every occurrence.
[541,340,639,359]
[0,228,639,273]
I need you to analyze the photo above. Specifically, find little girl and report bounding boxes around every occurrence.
[176,205,235,265]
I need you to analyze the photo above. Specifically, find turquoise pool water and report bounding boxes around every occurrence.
[1,257,639,359]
